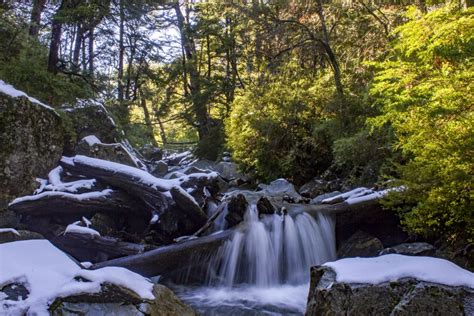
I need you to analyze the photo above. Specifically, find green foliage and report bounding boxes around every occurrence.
[226,69,334,184]
[370,5,474,244]
[0,9,92,106]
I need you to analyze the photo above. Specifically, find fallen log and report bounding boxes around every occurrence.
[193,202,227,237]
[60,156,170,211]
[51,232,155,263]
[91,229,234,277]
[8,189,139,217]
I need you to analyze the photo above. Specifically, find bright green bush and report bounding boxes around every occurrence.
[225,72,334,184]
[370,5,474,244]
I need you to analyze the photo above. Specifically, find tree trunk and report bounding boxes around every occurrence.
[118,0,125,101]
[72,24,84,71]
[88,27,94,76]
[48,1,66,73]
[315,0,344,98]
[139,91,158,147]
[29,0,47,38]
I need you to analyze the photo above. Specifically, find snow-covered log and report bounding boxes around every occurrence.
[92,229,234,277]
[50,232,154,263]
[8,189,141,217]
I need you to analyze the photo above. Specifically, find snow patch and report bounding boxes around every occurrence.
[324,254,474,288]
[82,135,102,146]
[65,222,100,237]
[0,80,55,111]
[0,240,154,315]
[0,228,20,236]
[9,189,113,206]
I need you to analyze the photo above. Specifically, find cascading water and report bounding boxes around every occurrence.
[173,205,336,315]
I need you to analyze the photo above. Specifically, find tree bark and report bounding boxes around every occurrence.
[8,189,142,217]
[118,0,125,101]
[91,229,234,277]
[51,232,154,263]
[48,1,66,73]
[29,0,47,38]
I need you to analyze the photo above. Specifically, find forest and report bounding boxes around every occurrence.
[0,0,473,315]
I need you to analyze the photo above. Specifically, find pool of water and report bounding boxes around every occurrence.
[172,283,309,316]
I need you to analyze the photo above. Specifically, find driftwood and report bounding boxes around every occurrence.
[51,232,155,263]
[170,186,208,226]
[60,156,170,211]
[9,189,139,217]
[91,229,234,277]
[193,202,227,237]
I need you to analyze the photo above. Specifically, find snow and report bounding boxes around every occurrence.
[65,222,101,237]
[0,240,155,315]
[63,155,218,193]
[9,189,113,206]
[321,186,404,205]
[0,228,20,236]
[324,254,474,288]
[37,166,97,193]
[0,80,55,111]
[82,135,102,146]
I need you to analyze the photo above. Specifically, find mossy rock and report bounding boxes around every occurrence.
[0,92,64,219]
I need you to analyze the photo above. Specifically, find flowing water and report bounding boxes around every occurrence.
[172,205,336,315]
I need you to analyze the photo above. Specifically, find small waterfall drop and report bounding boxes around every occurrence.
[207,205,336,287]
[174,204,336,315]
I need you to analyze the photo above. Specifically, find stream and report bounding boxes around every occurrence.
[170,206,336,315]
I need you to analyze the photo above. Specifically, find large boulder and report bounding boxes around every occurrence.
[337,230,383,258]
[380,242,437,257]
[50,283,195,316]
[61,99,118,152]
[306,255,474,315]
[0,81,64,220]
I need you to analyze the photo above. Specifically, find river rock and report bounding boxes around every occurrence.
[380,242,437,257]
[0,84,64,219]
[225,194,249,227]
[50,283,195,316]
[306,264,474,315]
[299,178,341,199]
[337,230,383,258]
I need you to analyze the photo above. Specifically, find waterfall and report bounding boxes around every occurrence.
[206,205,336,287]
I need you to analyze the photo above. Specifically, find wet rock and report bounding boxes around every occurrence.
[0,89,64,219]
[76,136,144,168]
[380,242,437,257]
[337,230,383,258]
[257,196,275,216]
[299,178,341,199]
[50,283,195,316]
[0,229,44,244]
[306,265,474,315]
[225,194,249,227]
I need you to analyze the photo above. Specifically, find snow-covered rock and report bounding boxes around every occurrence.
[306,254,474,315]
[0,80,64,218]
[0,240,194,315]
